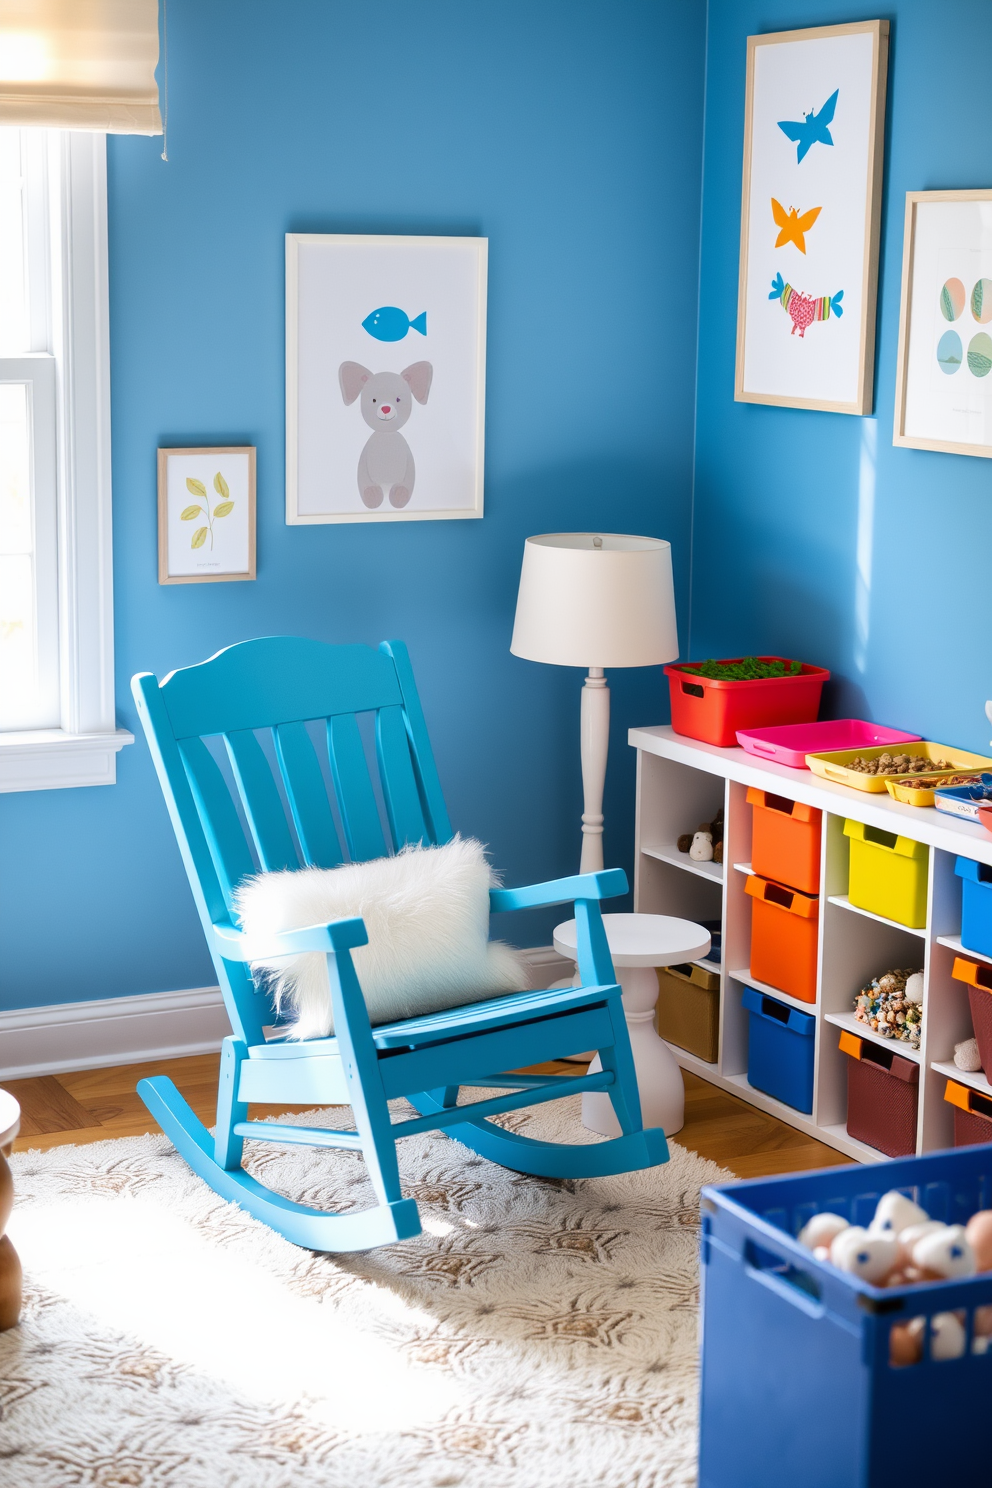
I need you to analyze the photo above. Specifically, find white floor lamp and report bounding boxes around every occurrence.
[510,533,679,872]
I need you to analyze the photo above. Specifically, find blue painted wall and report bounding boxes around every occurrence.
[692,0,992,746]
[0,0,707,1010]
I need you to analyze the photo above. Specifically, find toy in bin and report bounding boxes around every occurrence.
[699,1147,992,1488]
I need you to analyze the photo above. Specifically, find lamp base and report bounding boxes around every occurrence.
[580,668,608,875]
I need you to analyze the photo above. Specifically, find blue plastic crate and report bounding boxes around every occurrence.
[699,1148,992,1488]
[742,985,814,1113]
[955,855,992,958]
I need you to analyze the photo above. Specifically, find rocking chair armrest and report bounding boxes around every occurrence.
[209,916,369,963]
[489,868,628,914]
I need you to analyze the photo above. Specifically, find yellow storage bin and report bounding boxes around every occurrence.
[656,961,720,1063]
[843,819,929,928]
[806,741,992,793]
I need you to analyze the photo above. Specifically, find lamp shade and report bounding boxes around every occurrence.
[510,532,679,669]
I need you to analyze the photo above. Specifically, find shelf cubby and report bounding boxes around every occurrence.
[630,724,992,1164]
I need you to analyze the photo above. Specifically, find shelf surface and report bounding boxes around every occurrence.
[733,861,752,875]
[824,1009,923,1063]
[640,842,723,884]
[629,724,992,867]
[817,1122,890,1164]
[931,1059,992,1098]
[935,934,992,967]
[727,968,817,1014]
[826,894,927,939]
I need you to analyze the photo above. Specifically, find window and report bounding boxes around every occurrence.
[0,128,131,791]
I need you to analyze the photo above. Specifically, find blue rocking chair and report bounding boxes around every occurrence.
[132,637,669,1252]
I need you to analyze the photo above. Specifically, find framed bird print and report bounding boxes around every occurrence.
[285,234,488,524]
[735,21,888,415]
[893,190,992,459]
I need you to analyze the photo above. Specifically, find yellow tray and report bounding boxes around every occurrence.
[884,772,987,807]
[806,741,992,793]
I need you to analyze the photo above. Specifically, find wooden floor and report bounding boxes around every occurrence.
[6,1056,850,1179]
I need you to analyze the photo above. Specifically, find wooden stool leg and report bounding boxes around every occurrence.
[0,1144,22,1331]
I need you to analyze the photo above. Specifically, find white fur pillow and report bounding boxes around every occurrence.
[234,836,526,1040]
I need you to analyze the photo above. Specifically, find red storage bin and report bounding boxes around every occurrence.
[746,787,821,895]
[745,873,818,1003]
[952,955,992,1073]
[839,1029,919,1157]
[944,1078,992,1146]
[664,658,829,748]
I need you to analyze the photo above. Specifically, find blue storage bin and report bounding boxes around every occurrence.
[955,855,992,958]
[741,986,814,1113]
[699,1147,992,1488]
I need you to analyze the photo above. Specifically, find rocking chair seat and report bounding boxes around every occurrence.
[132,636,669,1253]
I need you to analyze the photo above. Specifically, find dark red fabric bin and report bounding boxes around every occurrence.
[839,1029,919,1157]
[945,1077,992,1147]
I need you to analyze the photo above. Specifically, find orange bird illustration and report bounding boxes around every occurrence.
[771,198,821,254]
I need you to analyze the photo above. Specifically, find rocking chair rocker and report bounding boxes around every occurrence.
[132,637,669,1252]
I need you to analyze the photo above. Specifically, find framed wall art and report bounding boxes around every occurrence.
[285,233,487,524]
[735,20,889,415]
[893,190,992,459]
[157,446,256,584]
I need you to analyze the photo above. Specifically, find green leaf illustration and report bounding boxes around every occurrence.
[180,504,202,521]
[186,477,207,497]
[214,472,229,498]
[191,526,208,549]
[213,501,234,518]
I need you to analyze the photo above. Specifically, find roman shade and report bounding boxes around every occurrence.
[0,0,161,133]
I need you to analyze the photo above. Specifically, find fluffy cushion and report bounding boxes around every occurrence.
[234,836,526,1040]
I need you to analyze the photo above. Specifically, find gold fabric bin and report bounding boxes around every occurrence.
[656,961,720,1063]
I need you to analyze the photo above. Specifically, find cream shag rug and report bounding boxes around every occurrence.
[0,1096,732,1488]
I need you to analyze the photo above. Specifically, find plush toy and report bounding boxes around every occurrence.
[689,831,714,862]
[678,808,723,860]
[966,1210,992,1271]
[954,1037,983,1072]
[912,1224,976,1280]
[869,1191,928,1238]
[930,1311,967,1361]
[830,1227,899,1283]
[797,1212,849,1252]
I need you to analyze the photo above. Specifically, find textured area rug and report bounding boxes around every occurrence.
[1,1096,732,1488]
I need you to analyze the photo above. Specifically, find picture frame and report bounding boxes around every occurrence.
[285,233,487,524]
[157,446,256,584]
[893,190,992,459]
[735,20,889,415]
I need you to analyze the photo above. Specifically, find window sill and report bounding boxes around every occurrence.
[0,728,134,793]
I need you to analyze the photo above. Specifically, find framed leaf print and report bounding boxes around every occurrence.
[735,20,889,414]
[157,446,256,584]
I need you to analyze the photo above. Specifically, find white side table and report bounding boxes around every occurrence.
[552,912,710,1138]
[0,1088,21,1332]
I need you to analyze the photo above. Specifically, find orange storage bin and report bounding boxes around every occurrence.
[746,788,821,895]
[745,873,819,1003]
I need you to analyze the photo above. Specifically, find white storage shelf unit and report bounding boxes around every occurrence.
[630,725,992,1165]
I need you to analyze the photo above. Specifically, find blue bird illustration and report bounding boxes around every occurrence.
[778,89,839,164]
[362,306,427,342]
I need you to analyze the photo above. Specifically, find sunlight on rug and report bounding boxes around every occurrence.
[0,1096,732,1488]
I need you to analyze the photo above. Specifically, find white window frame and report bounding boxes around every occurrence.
[0,131,132,792]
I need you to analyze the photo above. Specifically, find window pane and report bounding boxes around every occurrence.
[0,378,57,730]
[0,131,28,355]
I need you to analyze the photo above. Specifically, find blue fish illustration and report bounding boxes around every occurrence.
[362,307,427,342]
[778,88,838,164]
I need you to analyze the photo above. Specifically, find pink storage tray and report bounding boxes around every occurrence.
[735,720,921,770]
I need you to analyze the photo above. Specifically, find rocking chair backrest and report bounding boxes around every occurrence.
[132,637,453,1044]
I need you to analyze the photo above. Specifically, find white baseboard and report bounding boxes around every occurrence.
[0,985,230,1080]
[0,947,571,1081]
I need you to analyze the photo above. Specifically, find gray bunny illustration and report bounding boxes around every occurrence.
[339,361,433,509]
